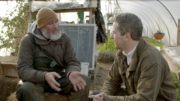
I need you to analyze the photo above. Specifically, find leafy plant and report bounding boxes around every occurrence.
[97,35,116,52]
[143,37,164,48]
[0,1,29,55]
[97,35,116,63]
[171,73,180,101]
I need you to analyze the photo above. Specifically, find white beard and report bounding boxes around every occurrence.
[41,29,62,41]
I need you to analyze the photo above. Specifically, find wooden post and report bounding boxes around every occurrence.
[177,19,180,45]
[89,0,97,24]
[0,63,3,75]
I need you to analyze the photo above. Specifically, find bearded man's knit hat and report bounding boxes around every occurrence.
[36,7,58,28]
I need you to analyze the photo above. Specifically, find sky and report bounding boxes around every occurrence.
[0,1,17,56]
[0,1,17,17]
[0,1,16,29]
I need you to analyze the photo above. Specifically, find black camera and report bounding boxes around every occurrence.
[56,75,73,95]
[44,72,73,95]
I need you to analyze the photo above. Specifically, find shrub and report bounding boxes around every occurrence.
[97,35,116,63]
[97,50,115,63]
[143,37,164,48]
[171,73,180,101]
[97,35,116,52]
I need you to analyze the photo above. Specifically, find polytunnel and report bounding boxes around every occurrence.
[103,0,180,46]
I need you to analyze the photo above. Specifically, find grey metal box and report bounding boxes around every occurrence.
[60,24,96,69]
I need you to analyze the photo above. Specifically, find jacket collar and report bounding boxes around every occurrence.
[118,38,148,72]
[129,38,148,71]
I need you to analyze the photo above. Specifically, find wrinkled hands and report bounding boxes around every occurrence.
[44,71,86,92]
[44,72,61,92]
[68,71,86,92]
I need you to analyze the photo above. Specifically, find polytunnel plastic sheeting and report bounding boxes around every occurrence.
[112,1,179,46]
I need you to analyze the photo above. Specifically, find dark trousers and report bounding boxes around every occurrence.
[16,75,90,101]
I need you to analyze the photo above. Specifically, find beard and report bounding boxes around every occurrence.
[41,28,62,41]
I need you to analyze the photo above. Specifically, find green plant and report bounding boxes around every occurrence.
[171,72,180,101]
[0,1,29,55]
[97,50,115,63]
[97,35,116,52]
[143,37,164,48]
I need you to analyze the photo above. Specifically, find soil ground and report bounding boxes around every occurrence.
[90,62,112,92]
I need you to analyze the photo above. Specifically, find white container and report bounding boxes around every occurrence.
[81,62,89,76]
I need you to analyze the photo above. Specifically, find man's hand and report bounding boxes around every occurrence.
[90,93,103,101]
[68,71,86,92]
[44,72,61,92]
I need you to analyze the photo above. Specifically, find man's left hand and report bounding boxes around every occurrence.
[68,71,86,92]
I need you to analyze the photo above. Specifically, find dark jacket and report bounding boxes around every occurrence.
[17,22,80,83]
[102,39,176,101]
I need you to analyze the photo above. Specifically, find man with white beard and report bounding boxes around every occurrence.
[16,7,89,101]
